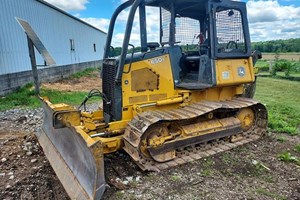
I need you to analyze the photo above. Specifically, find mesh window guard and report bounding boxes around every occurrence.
[216,8,246,53]
[175,17,200,45]
[161,7,201,48]
[161,7,171,44]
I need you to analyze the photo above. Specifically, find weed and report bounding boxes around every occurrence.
[255,188,286,200]
[69,68,99,79]
[264,175,274,183]
[200,169,214,177]
[278,152,300,165]
[237,146,248,152]
[276,136,287,143]
[202,158,214,168]
[115,191,125,199]
[295,144,300,153]
[170,175,181,181]
[221,153,235,165]
[198,158,215,177]
[144,172,157,181]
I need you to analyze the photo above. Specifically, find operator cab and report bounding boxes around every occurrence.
[153,0,250,89]
[102,0,251,121]
[104,0,251,90]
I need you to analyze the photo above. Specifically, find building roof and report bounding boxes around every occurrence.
[36,0,107,34]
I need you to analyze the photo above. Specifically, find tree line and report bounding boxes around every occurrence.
[109,38,300,56]
[252,38,300,53]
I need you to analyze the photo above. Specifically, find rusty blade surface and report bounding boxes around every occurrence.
[36,102,105,200]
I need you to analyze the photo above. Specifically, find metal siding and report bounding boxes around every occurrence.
[0,0,107,75]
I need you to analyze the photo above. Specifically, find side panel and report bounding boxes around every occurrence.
[121,54,176,120]
[215,58,254,86]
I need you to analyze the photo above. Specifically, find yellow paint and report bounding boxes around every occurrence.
[107,120,131,133]
[121,54,176,120]
[237,108,255,131]
[40,53,257,155]
[215,58,255,86]
[94,136,123,154]
[116,55,254,126]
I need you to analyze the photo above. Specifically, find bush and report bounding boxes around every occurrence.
[271,60,294,77]
[293,62,300,73]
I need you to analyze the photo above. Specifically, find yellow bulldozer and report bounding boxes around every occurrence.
[36,0,268,199]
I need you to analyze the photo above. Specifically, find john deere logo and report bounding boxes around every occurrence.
[238,66,246,77]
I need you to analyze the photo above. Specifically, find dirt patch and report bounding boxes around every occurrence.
[42,71,102,92]
[1,122,300,199]
[102,134,300,200]
[0,131,69,200]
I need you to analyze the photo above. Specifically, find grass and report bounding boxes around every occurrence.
[0,83,95,111]
[41,89,96,105]
[277,152,300,165]
[170,175,181,181]
[276,136,287,143]
[255,188,286,200]
[295,144,300,153]
[200,169,214,177]
[199,158,215,177]
[258,72,300,78]
[0,68,100,111]
[255,60,269,68]
[221,153,236,164]
[0,84,40,111]
[255,77,300,135]
[69,68,99,79]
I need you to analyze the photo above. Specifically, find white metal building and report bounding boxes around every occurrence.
[0,0,107,94]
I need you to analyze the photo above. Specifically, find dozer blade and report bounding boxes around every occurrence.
[36,101,105,200]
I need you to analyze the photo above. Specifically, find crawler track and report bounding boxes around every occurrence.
[123,97,268,171]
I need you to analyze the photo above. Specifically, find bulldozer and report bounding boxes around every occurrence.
[35,0,268,199]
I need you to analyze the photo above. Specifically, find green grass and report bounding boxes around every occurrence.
[277,152,300,166]
[0,68,100,111]
[295,144,300,153]
[0,83,94,111]
[259,72,300,78]
[255,188,286,200]
[221,153,236,164]
[170,175,181,181]
[69,68,99,79]
[200,169,214,177]
[0,84,40,110]
[199,158,215,177]
[276,136,287,143]
[255,77,300,135]
[255,60,269,69]
[40,89,93,105]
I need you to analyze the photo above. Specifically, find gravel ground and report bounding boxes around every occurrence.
[1,106,300,200]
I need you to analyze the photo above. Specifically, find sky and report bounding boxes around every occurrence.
[44,0,300,46]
